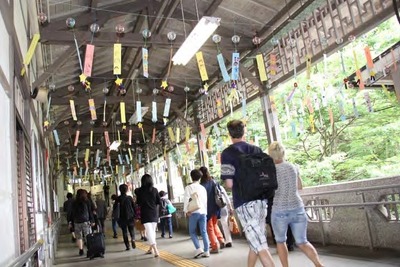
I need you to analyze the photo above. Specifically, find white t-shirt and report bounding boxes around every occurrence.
[183,182,207,215]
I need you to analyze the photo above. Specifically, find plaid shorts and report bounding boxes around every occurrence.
[236,199,269,252]
[74,222,91,240]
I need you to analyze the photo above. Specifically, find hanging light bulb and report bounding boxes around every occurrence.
[252,35,261,45]
[115,24,125,34]
[184,86,190,92]
[68,85,75,92]
[142,29,151,38]
[231,35,240,44]
[153,88,159,95]
[168,85,174,92]
[102,87,109,94]
[136,88,143,94]
[102,121,108,127]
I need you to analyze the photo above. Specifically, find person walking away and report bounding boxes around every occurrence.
[159,190,173,238]
[135,174,161,257]
[268,142,324,267]
[64,192,76,243]
[218,183,233,247]
[111,194,119,238]
[200,166,225,253]
[95,195,107,234]
[183,169,210,258]
[221,120,276,267]
[117,184,136,250]
[68,189,94,256]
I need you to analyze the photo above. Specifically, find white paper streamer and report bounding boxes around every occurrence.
[136,101,142,123]
[53,129,60,146]
[152,101,157,122]
[163,98,171,117]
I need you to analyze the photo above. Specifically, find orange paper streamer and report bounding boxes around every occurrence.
[104,131,110,147]
[74,130,80,147]
[364,47,374,69]
[152,128,156,144]
[83,44,95,77]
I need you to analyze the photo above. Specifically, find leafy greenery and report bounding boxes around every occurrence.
[205,16,400,186]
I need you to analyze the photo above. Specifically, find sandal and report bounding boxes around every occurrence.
[146,249,152,254]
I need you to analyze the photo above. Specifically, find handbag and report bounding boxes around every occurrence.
[167,203,177,214]
[214,182,226,208]
[228,215,240,234]
[186,185,201,212]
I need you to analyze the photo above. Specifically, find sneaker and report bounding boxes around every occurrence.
[225,242,232,248]
[131,241,136,249]
[113,235,118,239]
[141,236,144,241]
[219,241,225,249]
[202,251,210,258]
[169,235,173,238]
[79,249,84,256]
[161,234,165,238]
[194,248,204,258]
[210,248,219,254]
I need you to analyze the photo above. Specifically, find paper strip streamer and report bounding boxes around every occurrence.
[328,108,334,126]
[53,130,60,146]
[142,47,149,78]
[21,33,40,76]
[353,49,364,90]
[309,114,315,133]
[74,130,80,147]
[70,100,77,121]
[352,98,359,118]
[242,98,247,118]
[200,123,206,138]
[176,128,180,142]
[217,53,230,82]
[152,101,157,122]
[163,98,171,117]
[136,101,142,123]
[256,54,268,82]
[196,51,209,81]
[118,130,121,142]
[338,101,346,121]
[168,127,175,143]
[120,102,126,124]
[128,129,132,145]
[104,131,110,147]
[128,148,132,160]
[88,98,97,120]
[231,52,240,80]
[125,154,130,164]
[270,54,277,75]
[85,148,90,162]
[152,128,156,144]
[90,130,93,147]
[113,43,122,75]
[185,126,191,142]
[118,154,123,165]
[83,44,95,77]
[364,91,373,112]
[306,97,314,114]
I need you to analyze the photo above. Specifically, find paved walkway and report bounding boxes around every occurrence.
[54,222,400,267]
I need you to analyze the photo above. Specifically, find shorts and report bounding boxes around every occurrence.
[74,222,91,240]
[236,199,269,252]
[271,207,308,244]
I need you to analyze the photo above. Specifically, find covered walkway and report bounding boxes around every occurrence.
[54,221,400,267]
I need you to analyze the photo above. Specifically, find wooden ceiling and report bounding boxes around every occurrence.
[35,0,299,168]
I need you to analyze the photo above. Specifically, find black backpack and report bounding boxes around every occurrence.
[159,198,169,217]
[213,181,226,208]
[229,145,278,202]
[119,196,135,221]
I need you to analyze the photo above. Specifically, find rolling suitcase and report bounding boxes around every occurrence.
[86,232,105,259]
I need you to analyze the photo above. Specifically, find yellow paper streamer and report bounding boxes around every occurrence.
[113,43,122,75]
[309,114,315,133]
[70,100,77,121]
[85,148,90,162]
[116,165,119,174]
[118,130,121,142]
[120,102,126,124]
[176,128,180,142]
[168,127,175,142]
[196,51,209,81]
[256,54,268,82]
[21,33,40,76]
[128,148,133,160]
[185,126,191,142]
[88,98,97,120]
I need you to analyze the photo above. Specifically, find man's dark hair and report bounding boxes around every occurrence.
[66,192,73,199]
[111,194,117,200]
[227,120,245,139]
[119,184,128,194]
[190,169,202,182]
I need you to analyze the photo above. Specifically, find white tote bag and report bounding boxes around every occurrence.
[186,185,201,212]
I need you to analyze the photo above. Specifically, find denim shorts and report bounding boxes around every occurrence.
[271,207,308,244]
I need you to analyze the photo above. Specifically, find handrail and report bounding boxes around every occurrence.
[301,184,400,197]
[8,239,44,267]
[305,200,400,209]
[8,218,61,267]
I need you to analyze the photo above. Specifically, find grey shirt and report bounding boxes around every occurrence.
[272,161,304,212]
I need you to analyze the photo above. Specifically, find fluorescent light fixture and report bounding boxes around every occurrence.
[109,140,121,151]
[172,16,221,66]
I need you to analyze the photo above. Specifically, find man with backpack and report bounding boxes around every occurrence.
[117,184,136,250]
[221,120,277,267]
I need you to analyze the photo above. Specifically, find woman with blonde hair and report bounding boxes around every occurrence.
[268,141,324,267]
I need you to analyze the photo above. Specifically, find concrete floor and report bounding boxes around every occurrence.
[54,222,400,267]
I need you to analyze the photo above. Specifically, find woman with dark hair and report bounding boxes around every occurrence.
[135,174,161,257]
[68,189,94,256]
[200,166,225,254]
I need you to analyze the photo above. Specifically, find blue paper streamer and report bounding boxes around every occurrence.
[118,154,123,165]
[231,52,240,80]
[291,121,297,138]
[242,98,247,118]
[125,154,130,164]
[217,53,230,82]
[53,129,60,146]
